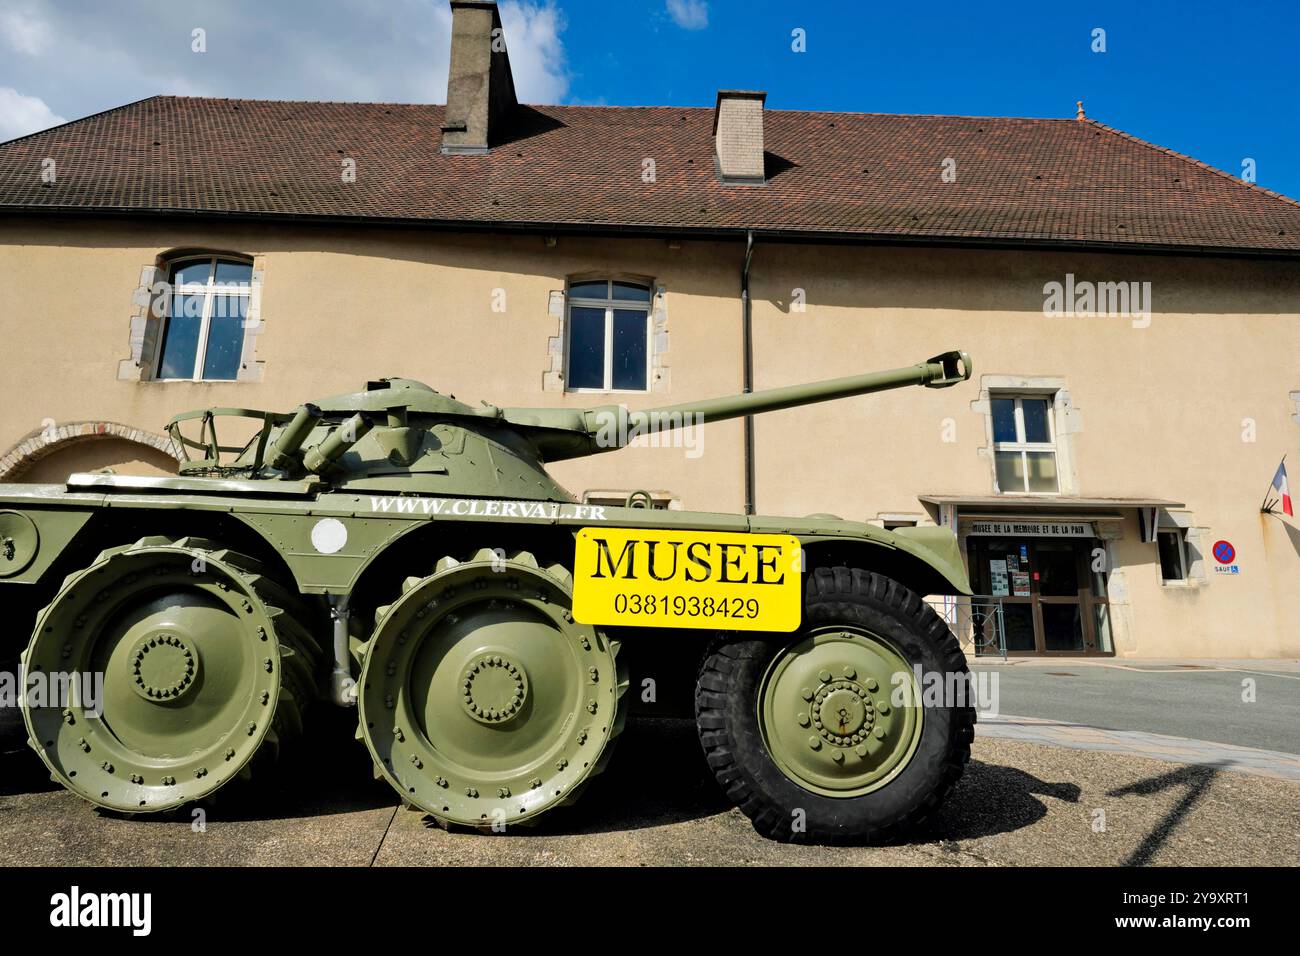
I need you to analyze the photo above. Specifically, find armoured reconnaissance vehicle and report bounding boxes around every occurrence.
[1,350,976,843]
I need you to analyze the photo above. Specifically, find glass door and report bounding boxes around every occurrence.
[1034,541,1085,652]
[966,535,1113,656]
[967,537,1035,653]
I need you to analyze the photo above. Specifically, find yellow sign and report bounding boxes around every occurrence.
[572,528,802,632]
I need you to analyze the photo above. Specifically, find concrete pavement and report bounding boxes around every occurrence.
[971,658,1300,754]
[1,715,1296,867]
[980,713,1300,782]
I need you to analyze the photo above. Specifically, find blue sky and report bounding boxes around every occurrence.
[2,0,1297,197]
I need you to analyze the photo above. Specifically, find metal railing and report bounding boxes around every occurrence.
[926,595,1007,660]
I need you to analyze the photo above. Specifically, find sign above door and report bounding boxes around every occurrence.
[966,520,1096,538]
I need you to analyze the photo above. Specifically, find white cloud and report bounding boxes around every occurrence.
[666,0,708,31]
[0,87,66,141]
[0,6,53,55]
[499,1,569,104]
[0,0,573,133]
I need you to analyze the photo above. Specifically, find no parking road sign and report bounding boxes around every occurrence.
[1212,539,1240,575]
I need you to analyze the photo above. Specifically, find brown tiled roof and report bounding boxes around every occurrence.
[2,95,1298,253]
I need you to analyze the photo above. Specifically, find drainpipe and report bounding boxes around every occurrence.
[741,230,756,515]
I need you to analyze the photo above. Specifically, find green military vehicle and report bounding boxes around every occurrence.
[2,350,976,843]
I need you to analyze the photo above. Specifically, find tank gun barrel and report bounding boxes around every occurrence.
[511,350,971,461]
[620,350,970,431]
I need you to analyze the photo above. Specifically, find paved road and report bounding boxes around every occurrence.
[971,660,1300,754]
[1,715,1296,866]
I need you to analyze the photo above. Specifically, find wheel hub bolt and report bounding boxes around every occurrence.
[462,655,529,724]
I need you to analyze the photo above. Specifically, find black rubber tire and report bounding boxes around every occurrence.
[695,567,976,844]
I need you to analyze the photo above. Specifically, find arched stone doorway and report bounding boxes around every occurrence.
[0,422,180,484]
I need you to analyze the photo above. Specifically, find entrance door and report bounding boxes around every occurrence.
[966,536,1112,656]
[1034,540,1085,652]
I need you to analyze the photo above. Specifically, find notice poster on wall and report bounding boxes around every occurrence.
[1011,571,1031,597]
[990,559,1009,596]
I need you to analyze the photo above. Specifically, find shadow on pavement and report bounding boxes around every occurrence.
[0,707,397,823]
[0,747,60,799]
[927,759,1082,841]
[468,717,730,836]
[3,713,1086,843]
[1107,762,1221,866]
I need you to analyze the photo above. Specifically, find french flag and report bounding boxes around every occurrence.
[1273,461,1293,516]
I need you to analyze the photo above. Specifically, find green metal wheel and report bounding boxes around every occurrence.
[358,549,628,829]
[758,628,923,797]
[21,536,320,812]
[697,567,973,843]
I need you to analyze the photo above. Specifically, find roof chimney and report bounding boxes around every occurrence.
[713,90,767,185]
[441,1,519,154]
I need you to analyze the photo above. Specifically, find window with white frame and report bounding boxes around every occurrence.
[155,256,253,381]
[991,394,1059,493]
[565,279,652,392]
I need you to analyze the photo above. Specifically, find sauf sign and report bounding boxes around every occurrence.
[572,528,803,632]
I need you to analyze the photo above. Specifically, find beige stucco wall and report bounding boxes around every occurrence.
[17,437,176,483]
[0,215,1296,657]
